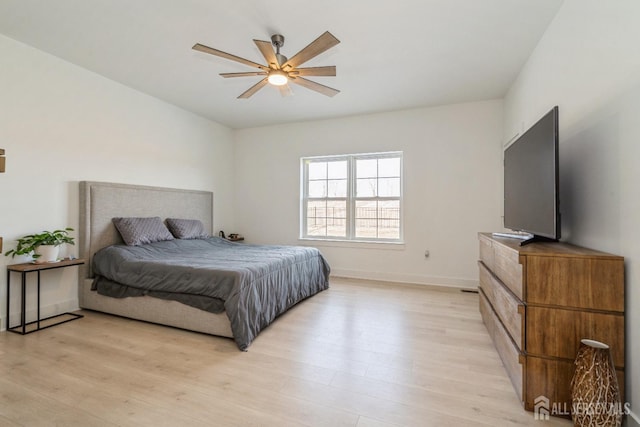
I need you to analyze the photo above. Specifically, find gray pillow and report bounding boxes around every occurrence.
[165,218,209,240]
[112,216,174,246]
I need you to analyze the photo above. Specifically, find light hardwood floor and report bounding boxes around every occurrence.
[0,278,572,427]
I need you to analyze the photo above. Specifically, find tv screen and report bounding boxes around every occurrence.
[503,106,559,245]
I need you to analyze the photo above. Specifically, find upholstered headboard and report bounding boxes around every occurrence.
[79,181,213,278]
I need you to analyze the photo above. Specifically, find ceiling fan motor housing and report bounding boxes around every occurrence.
[270,34,285,48]
[271,34,287,65]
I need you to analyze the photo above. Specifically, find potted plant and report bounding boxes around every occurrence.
[4,227,75,263]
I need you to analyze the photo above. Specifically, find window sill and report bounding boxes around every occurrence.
[298,238,405,250]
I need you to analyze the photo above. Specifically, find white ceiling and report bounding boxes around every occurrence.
[0,0,563,129]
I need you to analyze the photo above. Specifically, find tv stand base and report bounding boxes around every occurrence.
[519,234,558,246]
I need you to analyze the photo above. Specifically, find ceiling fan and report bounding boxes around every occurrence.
[192,31,340,99]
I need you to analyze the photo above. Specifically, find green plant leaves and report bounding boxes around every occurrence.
[4,227,75,258]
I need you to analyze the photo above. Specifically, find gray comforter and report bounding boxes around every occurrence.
[92,237,330,350]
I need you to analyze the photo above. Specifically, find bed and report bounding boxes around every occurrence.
[78,181,330,350]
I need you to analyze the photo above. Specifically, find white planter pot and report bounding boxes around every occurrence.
[34,245,60,263]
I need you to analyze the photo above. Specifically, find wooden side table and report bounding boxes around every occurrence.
[6,258,85,334]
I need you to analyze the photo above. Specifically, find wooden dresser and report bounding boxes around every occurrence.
[478,232,625,414]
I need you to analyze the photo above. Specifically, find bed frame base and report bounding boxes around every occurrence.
[78,181,233,340]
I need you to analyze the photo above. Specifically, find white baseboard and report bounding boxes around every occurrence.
[2,298,79,331]
[330,268,478,289]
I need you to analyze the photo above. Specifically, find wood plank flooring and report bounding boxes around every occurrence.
[0,278,572,426]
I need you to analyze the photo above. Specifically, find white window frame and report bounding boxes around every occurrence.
[300,151,403,243]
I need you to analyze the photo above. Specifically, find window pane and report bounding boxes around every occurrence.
[353,200,400,239]
[306,200,346,237]
[327,179,347,197]
[327,161,347,179]
[356,159,377,178]
[307,200,326,218]
[308,180,327,198]
[378,177,400,197]
[379,200,400,218]
[378,158,400,177]
[355,200,377,238]
[307,201,326,236]
[326,200,346,237]
[378,200,400,239]
[356,178,377,197]
[378,219,400,239]
[308,162,327,180]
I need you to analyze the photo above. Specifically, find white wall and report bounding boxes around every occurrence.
[0,35,235,328]
[503,1,640,424]
[233,100,504,288]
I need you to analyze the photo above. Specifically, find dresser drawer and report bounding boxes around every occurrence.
[526,306,625,369]
[479,261,524,350]
[523,356,626,414]
[492,241,523,300]
[479,234,495,272]
[524,256,625,312]
[479,289,524,403]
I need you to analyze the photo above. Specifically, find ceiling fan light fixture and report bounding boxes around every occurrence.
[267,70,288,86]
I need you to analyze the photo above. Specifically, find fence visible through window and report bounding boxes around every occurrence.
[307,205,400,239]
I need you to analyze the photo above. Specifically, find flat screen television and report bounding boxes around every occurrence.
[503,106,559,246]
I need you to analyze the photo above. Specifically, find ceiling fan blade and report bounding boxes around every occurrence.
[238,78,269,99]
[278,84,293,97]
[192,43,268,71]
[289,76,340,97]
[281,31,340,70]
[220,72,267,78]
[254,39,280,69]
[288,66,336,77]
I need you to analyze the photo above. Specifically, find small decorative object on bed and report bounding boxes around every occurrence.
[4,227,75,263]
[79,181,330,351]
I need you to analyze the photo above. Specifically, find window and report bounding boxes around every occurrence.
[301,152,402,242]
